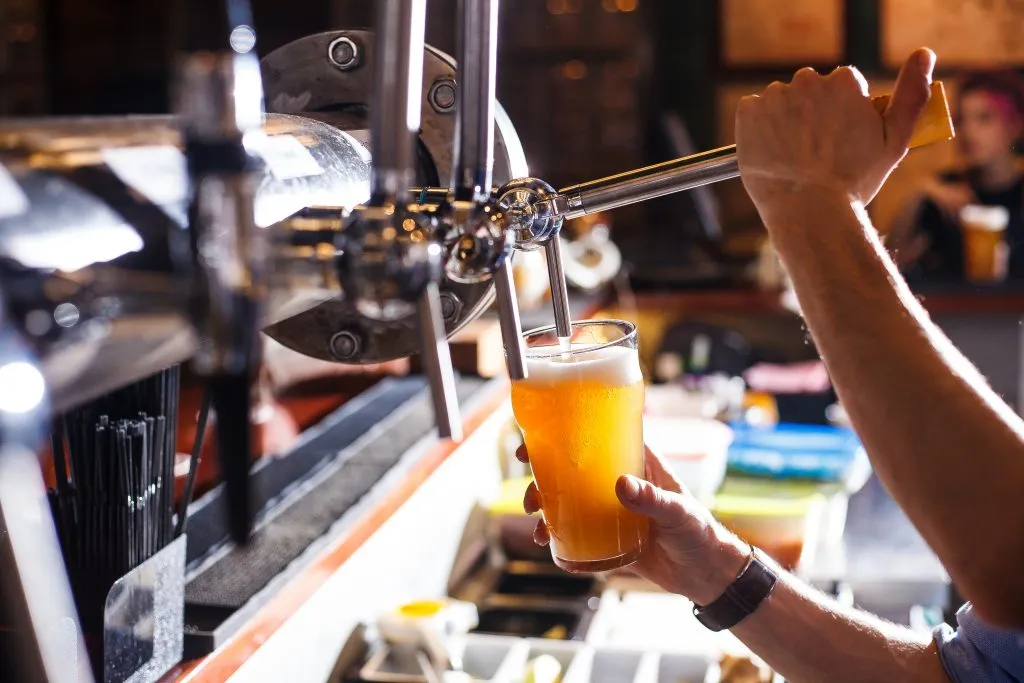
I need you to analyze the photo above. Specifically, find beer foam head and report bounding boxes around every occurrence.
[523,343,642,386]
[960,204,1009,231]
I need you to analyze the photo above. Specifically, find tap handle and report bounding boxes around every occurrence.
[494,259,527,380]
[451,0,500,203]
[417,283,463,441]
[554,81,955,221]
[544,238,572,340]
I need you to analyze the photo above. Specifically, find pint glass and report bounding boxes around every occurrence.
[961,204,1010,283]
[511,320,649,572]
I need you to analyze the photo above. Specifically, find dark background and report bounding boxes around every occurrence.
[0,0,978,271]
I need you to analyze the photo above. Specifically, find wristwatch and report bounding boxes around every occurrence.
[692,547,778,632]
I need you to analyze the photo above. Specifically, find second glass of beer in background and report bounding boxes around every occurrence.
[961,204,1010,283]
[510,320,649,572]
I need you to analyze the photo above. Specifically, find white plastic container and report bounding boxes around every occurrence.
[712,493,825,571]
[645,385,720,419]
[643,417,733,502]
[563,647,645,683]
[448,634,527,682]
[650,653,718,683]
[497,639,583,683]
[594,591,728,659]
[718,478,849,550]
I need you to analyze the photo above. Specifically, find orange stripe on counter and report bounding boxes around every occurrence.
[162,381,510,683]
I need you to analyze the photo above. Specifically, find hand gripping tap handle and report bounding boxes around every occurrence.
[555,82,954,220]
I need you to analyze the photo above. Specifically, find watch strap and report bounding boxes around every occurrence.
[692,548,778,632]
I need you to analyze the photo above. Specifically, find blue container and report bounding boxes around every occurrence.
[727,422,867,484]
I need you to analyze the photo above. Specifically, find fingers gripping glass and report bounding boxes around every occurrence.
[511,320,649,572]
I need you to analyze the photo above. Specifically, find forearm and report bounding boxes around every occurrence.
[734,572,947,682]
[687,536,946,682]
[764,188,1024,626]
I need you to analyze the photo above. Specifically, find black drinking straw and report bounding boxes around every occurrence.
[176,386,212,537]
[48,367,181,581]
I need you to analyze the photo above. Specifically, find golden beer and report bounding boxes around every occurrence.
[511,320,649,572]
[961,204,1010,283]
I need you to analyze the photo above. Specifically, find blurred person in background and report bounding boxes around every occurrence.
[888,69,1024,280]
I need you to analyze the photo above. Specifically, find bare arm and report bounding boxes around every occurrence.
[670,524,949,682]
[735,48,1024,627]
[765,189,1024,626]
[729,558,948,683]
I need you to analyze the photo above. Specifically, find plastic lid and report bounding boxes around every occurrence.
[720,477,843,498]
[960,204,1010,230]
[712,492,820,518]
[397,600,447,619]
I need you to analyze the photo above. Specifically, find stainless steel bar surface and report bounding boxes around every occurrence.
[370,0,427,203]
[558,145,738,219]
[451,0,499,202]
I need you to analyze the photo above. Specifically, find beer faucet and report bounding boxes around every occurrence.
[443,0,575,381]
[175,0,265,543]
[337,0,463,440]
[441,0,529,381]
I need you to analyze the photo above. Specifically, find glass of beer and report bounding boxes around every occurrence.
[961,204,1010,283]
[510,319,649,572]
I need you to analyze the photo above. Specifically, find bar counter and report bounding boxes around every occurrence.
[164,377,512,683]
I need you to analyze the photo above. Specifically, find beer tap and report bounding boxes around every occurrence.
[337,0,463,440]
[175,0,265,543]
[492,176,573,345]
[443,0,533,380]
[442,0,574,365]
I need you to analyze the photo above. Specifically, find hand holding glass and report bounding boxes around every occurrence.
[510,320,649,572]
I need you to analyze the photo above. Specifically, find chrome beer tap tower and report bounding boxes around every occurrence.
[0,0,782,679]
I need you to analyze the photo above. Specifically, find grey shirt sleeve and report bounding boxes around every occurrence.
[934,603,1024,682]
